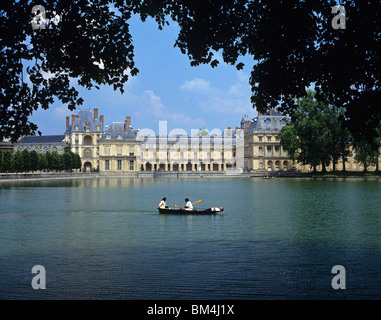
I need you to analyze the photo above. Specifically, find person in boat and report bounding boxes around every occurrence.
[157,197,169,209]
[180,198,193,211]
[209,206,224,212]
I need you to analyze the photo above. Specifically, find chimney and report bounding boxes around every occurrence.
[269,108,273,116]
[94,108,98,121]
[71,114,76,128]
[100,114,104,127]
[125,116,131,132]
[66,116,70,130]
[227,126,232,136]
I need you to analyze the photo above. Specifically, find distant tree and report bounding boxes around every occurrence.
[0,150,3,172]
[73,153,82,169]
[38,152,48,171]
[45,152,53,170]
[2,151,14,173]
[30,150,39,172]
[63,152,73,171]
[14,151,24,173]
[22,148,31,172]
[51,152,63,171]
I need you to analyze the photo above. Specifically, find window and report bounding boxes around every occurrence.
[34,147,40,153]
[84,148,92,157]
[105,160,110,170]
[117,134,122,140]
[264,118,271,124]
[43,147,48,153]
[117,160,122,170]
[258,136,263,142]
[275,146,280,156]
[129,160,134,171]
[267,136,271,142]
[267,146,272,155]
[52,146,58,152]
[85,122,90,132]
[258,147,263,156]
[117,146,122,156]
[106,134,111,140]
[259,162,263,169]
[75,125,79,131]
[96,125,100,131]
[129,152,134,156]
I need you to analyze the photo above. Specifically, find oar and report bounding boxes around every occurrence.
[173,200,202,208]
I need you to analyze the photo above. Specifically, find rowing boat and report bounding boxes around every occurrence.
[158,207,223,215]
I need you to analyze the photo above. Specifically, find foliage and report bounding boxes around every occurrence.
[1,1,380,143]
[0,149,80,173]
[280,90,355,172]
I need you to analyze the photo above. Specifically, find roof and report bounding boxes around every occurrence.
[99,122,138,141]
[17,135,65,144]
[66,109,104,133]
[247,111,290,132]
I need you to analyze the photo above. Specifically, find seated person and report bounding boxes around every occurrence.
[157,197,169,209]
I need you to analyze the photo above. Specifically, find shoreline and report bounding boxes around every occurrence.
[1,171,381,182]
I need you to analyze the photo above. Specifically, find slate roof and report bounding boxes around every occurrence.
[99,122,138,141]
[17,135,65,144]
[247,111,290,132]
[66,109,103,133]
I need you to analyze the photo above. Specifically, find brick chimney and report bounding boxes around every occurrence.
[269,108,273,116]
[125,116,131,132]
[94,108,98,121]
[71,114,76,128]
[66,116,70,130]
[100,114,104,127]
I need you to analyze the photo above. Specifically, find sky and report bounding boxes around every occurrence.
[29,14,258,136]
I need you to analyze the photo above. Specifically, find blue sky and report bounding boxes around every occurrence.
[30,14,258,136]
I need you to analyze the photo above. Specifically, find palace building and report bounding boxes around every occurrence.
[242,109,296,172]
[12,106,380,174]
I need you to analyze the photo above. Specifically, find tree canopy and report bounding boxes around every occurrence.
[1,1,380,142]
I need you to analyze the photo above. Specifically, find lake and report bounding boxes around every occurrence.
[1,176,381,299]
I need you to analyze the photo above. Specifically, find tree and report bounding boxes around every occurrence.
[22,148,31,172]
[73,153,81,171]
[51,152,63,171]
[2,151,14,173]
[280,90,355,172]
[13,151,24,172]
[0,150,3,172]
[1,1,380,143]
[38,152,48,171]
[63,152,73,171]
[30,150,39,172]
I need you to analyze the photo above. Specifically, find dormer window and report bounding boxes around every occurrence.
[264,118,271,124]
[75,125,79,131]
[106,134,111,140]
[96,124,100,131]
[117,134,122,140]
[85,122,90,132]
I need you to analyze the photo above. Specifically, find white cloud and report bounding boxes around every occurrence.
[52,104,72,118]
[180,78,212,92]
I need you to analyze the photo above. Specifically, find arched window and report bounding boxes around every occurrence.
[84,148,92,158]
[34,147,40,153]
[43,147,48,153]
[52,146,58,152]
[83,136,92,145]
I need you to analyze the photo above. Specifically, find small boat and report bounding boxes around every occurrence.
[158,207,223,215]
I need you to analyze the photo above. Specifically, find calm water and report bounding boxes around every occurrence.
[1,177,381,299]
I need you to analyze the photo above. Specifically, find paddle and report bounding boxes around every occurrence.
[173,200,202,208]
